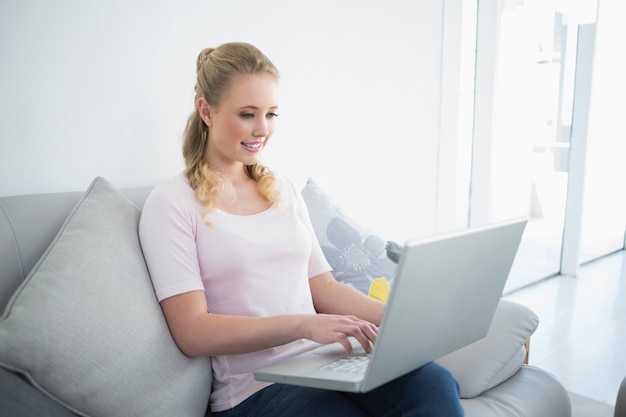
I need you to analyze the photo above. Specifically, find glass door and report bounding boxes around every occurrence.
[579,0,626,263]
[470,0,598,292]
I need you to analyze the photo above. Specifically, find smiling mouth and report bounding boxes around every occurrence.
[241,142,262,150]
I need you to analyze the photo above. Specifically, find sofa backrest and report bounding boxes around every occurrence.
[0,187,152,312]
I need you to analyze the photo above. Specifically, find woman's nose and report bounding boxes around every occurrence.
[253,119,269,137]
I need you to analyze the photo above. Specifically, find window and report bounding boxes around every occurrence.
[461,0,624,293]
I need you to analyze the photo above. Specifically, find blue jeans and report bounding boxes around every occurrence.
[211,362,464,417]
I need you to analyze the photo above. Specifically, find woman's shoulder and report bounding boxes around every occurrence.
[152,172,192,194]
[143,172,197,212]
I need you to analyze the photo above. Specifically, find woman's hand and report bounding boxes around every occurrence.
[308,272,386,352]
[301,314,378,355]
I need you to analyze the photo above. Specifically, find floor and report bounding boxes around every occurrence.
[504,249,626,406]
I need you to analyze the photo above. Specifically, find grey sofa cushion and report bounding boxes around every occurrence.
[0,177,212,417]
[460,365,571,416]
[0,367,77,417]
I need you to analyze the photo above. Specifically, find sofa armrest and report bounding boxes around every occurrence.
[616,376,626,417]
[437,299,539,398]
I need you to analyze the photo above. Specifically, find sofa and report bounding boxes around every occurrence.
[0,176,572,417]
[617,378,626,417]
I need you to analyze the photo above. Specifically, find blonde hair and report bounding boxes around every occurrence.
[182,42,280,217]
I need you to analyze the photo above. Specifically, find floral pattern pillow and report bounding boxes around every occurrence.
[301,178,398,297]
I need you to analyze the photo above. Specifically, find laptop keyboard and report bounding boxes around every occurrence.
[318,353,371,374]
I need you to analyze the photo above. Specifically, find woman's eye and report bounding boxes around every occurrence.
[239,112,278,119]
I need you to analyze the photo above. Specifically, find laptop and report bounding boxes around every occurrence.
[254,218,527,393]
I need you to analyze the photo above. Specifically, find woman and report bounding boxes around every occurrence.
[139,41,463,416]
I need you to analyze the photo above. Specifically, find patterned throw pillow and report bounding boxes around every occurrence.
[301,178,398,300]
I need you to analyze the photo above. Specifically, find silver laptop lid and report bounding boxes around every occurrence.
[362,218,527,391]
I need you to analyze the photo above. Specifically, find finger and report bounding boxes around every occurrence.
[336,334,354,355]
[358,321,377,341]
[347,319,377,341]
[344,324,374,354]
[356,334,373,353]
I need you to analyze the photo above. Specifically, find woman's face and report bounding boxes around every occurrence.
[200,74,278,172]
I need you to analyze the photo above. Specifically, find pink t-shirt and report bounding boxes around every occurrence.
[139,172,331,412]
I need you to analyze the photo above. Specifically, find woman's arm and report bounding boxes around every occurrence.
[159,288,379,357]
[309,272,386,329]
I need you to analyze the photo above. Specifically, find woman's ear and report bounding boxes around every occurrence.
[197,97,213,127]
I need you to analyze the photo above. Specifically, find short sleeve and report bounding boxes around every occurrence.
[139,176,206,301]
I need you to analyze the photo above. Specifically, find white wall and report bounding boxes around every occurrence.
[0,0,446,241]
